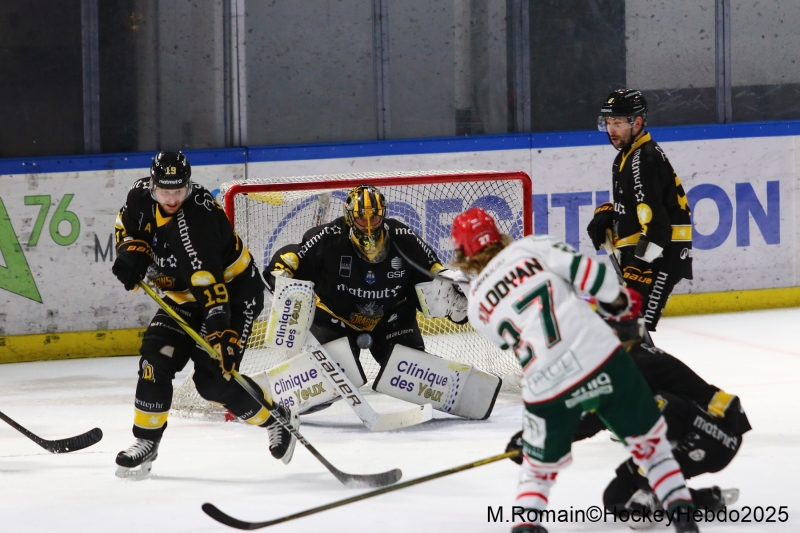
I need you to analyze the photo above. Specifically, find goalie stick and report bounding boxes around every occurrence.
[392,243,469,290]
[139,281,401,489]
[202,449,520,530]
[0,410,102,454]
[603,229,655,346]
[303,332,432,432]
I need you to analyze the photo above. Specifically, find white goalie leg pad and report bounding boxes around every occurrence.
[373,345,501,419]
[249,337,366,415]
[263,274,315,355]
[315,337,368,388]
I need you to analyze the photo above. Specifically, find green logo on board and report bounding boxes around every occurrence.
[0,197,42,303]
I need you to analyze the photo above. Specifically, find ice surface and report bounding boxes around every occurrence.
[1,309,798,532]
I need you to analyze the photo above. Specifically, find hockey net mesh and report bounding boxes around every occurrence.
[170,170,531,420]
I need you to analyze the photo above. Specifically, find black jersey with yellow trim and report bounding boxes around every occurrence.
[265,217,441,332]
[115,177,261,329]
[574,341,751,442]
[611,132,693,279]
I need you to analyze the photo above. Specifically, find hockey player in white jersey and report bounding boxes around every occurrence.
[451,207,699,533]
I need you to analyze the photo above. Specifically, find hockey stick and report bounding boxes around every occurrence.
[138,281,401,489]
[202,449,520,530]
[604,230,655,346]
[0,410,102,454]
[303,335,433,431]
[602,229,624,279]
[392,243,470,290]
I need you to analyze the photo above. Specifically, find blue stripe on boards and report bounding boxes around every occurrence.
[2,121,799,175]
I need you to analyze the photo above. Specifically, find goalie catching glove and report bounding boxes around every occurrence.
[112,239,152,291]
[596,286,642,323]
[205,329,243,374]
[415,268,469,324]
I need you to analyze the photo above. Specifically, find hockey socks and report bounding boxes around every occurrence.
[623,416,694,512]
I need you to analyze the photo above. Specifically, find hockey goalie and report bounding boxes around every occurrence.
[256,184,501,422]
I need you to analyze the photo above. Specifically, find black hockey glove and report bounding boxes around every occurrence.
[205,329,243,374]
[506,430,523,465]
[112,239,152,291]
[586,202,614,251]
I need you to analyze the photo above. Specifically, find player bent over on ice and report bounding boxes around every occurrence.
[260,184,501,420]
[111,151,297,479]
[450,207,699,533]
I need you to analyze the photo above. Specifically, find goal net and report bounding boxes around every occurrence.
[170,170,532,420]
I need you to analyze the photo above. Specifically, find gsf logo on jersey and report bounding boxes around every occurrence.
[387,269,405,278]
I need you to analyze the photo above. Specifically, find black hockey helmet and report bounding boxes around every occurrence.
[597,89,648,132]
[150,151,192,189]
[344,184,388,263]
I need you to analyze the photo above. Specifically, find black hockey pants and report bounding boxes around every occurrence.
[131,290,264,441]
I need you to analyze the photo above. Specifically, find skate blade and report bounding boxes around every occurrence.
[115,460,154,480]
[721,488,739,506]
[281,436,297,465]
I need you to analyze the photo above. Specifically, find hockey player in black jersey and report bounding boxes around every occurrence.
[111,151,296,478]
[262,184,501,420]
[508,317,750,526]
[588,89,693,332]
[588,319,750,521]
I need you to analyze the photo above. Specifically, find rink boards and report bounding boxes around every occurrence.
[1,121,798,360]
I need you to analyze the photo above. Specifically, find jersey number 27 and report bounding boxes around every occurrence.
[497,280,562,369]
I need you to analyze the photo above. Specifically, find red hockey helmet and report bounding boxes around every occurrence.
[451,207,501,257]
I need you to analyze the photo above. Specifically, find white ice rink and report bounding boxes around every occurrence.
[1,308,798,533]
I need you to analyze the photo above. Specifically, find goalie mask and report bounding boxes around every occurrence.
[344,184,388,263]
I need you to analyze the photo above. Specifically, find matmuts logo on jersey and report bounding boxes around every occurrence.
[564,373,613,408]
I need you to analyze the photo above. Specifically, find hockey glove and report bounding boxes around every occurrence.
[112,239,152,291]
[596,286,643,322]
[506,430,523,465]
[586,202,615,251]
[205,329,243,374]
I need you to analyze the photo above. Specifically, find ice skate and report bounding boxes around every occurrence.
[690,486,739,510]
[115,438,159,480]
[266,405,299,464]
[672,506,700,533]
[625,488,662,530]
[511,525,548,533]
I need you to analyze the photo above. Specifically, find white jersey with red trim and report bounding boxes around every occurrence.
[467,235,623,404]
